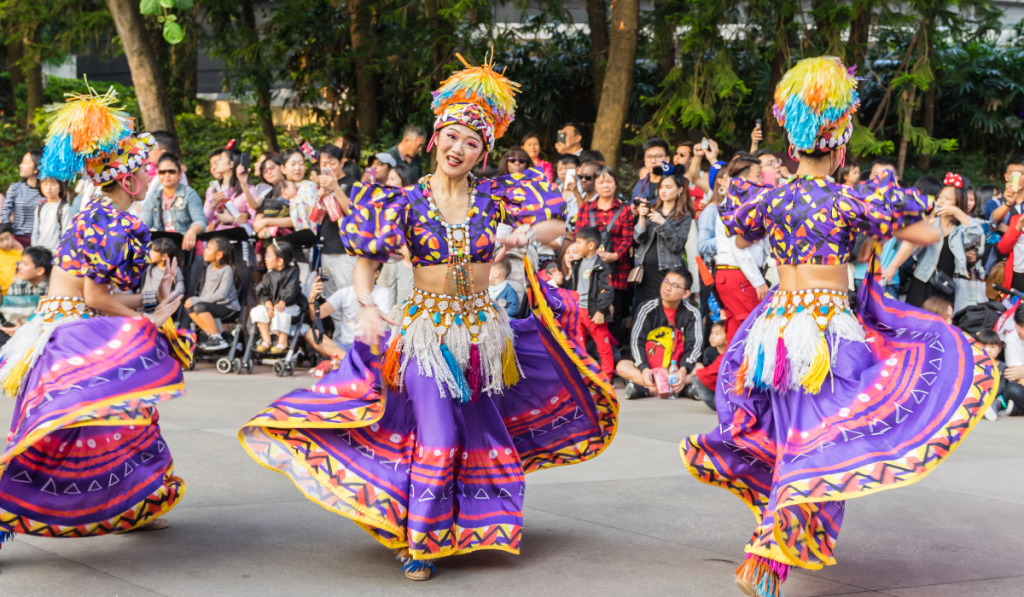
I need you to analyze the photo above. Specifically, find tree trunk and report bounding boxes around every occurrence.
[847,5,873,70]
[653,0,675,81]
[764,12,792,138]
[586,0,610,107]
[4,40,24,122]
[591,0,638,167]
[916,83,935,172]
[897,87,917,179]
[347,0,379,139]
[423,0,449,88]
[241,0,279,152]
[23,28,45,126]
[106,0,176,133]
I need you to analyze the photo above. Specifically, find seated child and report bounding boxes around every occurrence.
[305,260,391,362]
[185,236,242,352]
[252,239,301,354]
[141,237,185,298]
[688,320,727,410]
[0,224,24,295]
[977,327,1021,418]
[488,257,520,318]
[0,246,52,334]
[922,295,954,324]
[254,179,296,239]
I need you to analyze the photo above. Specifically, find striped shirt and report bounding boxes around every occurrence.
[31,201,73,252]
[2,182,44,236]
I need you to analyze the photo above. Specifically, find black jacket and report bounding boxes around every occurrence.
[256,266,302,306]
[568,256,614,319]
[629,297,703,372]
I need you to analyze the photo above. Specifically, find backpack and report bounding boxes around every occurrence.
[953,300,1006,335]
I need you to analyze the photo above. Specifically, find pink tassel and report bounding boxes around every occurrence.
[467,343,482,400]
[772,336,789,390]
[426,131,437,153]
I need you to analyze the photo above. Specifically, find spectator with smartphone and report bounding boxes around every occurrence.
[554,123,585,156]
[317,143,358,324]
[753,148,783,187]
[204,144,259,234]
[633,164,694,306]
[992,156,1024,294]
[521,133,554,183]
[361,153,397,185]
[386,125,427,180]
[673,141,695,168]
[632,138,670,205]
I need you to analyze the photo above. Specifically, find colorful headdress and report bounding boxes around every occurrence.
[772,56,859,154]
[39,85,154,185]
[430,52,520,152]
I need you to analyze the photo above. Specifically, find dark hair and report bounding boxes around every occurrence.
[912,175,944,198]
[259,153,283,183]
[939,185,970,214]
[223,149,245,194]
[642,138,670,155]
[319,143,345,164]
[208,148,225,160]
[271,179,295,198]
[340,133,361,162]
[975,328,1002,346]
[0,223,13,237]
[562,123,584,140]
[281,148,305,166]
[836,162,861,185]
[150,131,181,156]
[592,164,618,186]
[710,155,760,207]
[1014,303,1024,327]
[151,236,178,257]
[579,149,604,164]
[157,152,182,170]
[558,154,581,168]
[710,320,726,331]
[977,184,999,207]
[752,148,776,159]
[23,246,53,276]
[922,295,952,319]
[676,141,694,152]
[521,132,541,147]
[207,236,240,289]
[39,176,68,202]
[873,157,897,168]
[496,146,535,176]
[1006,155,1024,171]
[24,150,43,182]
[493,257,511,278]
[664,267,693,290]
[576,226,602,246]
[403,125,427,140]
[390,162,416,187]
[654,171,694,221]
[268,238,296,266]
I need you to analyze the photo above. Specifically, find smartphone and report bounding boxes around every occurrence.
[563,168,577,192]
[557,131,567,145]
[240,152,251,171]
[762,168,777,187]
[321,165,334,180]
[365,167,377,184]
[755,119,761,129]
[1012,171,1022,193]
[701,139,710,151]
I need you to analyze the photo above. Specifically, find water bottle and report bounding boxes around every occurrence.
[668,360,680,386]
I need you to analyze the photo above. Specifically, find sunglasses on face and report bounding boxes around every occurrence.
[158,169,179,175]
[508,158,528,165]
[578,175,595,181]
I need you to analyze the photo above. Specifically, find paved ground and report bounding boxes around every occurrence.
[0,364,1022,597]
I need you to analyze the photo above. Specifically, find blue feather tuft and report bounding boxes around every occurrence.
[440,344,472,403]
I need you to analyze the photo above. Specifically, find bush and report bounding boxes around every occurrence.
[0,123,43,192]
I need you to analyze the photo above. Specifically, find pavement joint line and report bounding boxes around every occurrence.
[6,539,171,597]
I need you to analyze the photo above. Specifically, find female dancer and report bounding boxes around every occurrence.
[239,57,617,581]
[681,57,997,596]
[0,88,193,546]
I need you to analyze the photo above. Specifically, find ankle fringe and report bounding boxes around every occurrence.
[735,555,789,597]
[395,548,436,574]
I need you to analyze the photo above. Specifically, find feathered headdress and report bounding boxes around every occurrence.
[39,84,153,184]
[430,51,520,152]
[772,56,859,154]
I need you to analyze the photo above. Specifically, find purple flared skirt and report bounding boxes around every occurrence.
[240,275,618,560]
[682,278,997,570]
[0,313,193,541]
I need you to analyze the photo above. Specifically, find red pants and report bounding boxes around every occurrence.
[715,268,763,342]
[578,316,614,379]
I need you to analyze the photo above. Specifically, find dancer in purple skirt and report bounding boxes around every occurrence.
[0,89,193,549]
[239,56,617,581]
[681,57,998,596]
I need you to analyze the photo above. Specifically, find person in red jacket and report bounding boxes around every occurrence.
[996,156,1024,293]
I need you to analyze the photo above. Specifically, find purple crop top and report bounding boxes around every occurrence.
[342,168,564,265]
[720,171,933,266]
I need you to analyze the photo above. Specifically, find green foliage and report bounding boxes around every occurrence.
[139,0,192,44]
[0,123,43,191]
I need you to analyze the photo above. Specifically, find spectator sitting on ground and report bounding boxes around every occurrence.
[975,328,1010,420]
[305,261,391,362]
[252,240,302,354]
[616,268,703,400]
[688,319,727,409]
[0,224,25,296]
[554,123,585,156]
[0,246,51,345]
[387,125,427,180]
[489,258,521,318]
[922,295,954,324]
[142,237,185,299]
[142,153,206,252]
[185,237,242,352]
[998,308,1024,417]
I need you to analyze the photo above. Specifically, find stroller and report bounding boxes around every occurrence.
[238,229,319,377]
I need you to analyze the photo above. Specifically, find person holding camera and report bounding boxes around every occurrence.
[633,164,695,306]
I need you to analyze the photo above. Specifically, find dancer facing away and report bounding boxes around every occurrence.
[681,57,998,597]
[0,88,194,549]
[239,56,618,581]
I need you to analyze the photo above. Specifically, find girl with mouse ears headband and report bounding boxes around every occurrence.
[0,86,195,550]
[682,56,996,597]
[238,52,617,581]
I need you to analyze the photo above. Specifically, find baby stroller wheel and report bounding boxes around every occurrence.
[216,357,233,374]
[242,360,253,375]
[273,361,285,377]
[231,358,242,373]
[284,362,295,377]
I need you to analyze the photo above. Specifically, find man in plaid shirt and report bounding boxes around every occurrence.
[574,165,635,343]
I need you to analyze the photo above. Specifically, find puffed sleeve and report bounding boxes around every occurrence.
[56,203,150,291]
[489,167,566,226]
[340,182,409,262]
[836,171,934,238]
[720,178,771,243]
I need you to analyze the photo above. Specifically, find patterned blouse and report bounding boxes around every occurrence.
[55,196,150,291]
[342,168,563,265]
[721,171,932,266]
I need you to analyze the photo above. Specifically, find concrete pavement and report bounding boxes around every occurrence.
[1,365,1022,596]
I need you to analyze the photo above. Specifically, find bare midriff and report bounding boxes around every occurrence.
[47,267,85,299]
[777,263,849,293]
[413,262,494,296]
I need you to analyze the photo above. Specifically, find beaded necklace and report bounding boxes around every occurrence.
[421,174,481,300]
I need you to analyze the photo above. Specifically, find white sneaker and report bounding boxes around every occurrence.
[984,406,998,421]
[1005,400,1016,417]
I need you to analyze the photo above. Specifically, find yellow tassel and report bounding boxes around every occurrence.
[160,319,195,369]
[382,337,403,390]
[502,337,520,387]
[2,353,32,398]
[800,335,831,394]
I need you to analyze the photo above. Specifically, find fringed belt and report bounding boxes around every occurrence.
[32,296,96,323]
[382,288,521,403]
[734,288,865,394]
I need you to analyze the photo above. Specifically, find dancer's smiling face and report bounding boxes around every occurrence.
[436,124,484,179]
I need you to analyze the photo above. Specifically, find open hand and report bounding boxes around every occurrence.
[158,258,178,302]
